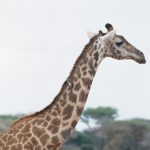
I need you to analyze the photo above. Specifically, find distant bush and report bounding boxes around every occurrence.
[0,114,24,133]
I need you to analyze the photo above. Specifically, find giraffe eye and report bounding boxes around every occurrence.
[116,41,123,47]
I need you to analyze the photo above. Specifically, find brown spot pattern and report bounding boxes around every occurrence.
[74,82,81,91]
[36,119,48,127]
[63,92,67,100]
[47,125,59,134]
[21,124,31,133]
[82,77,90,86]
[32,126,45,138]
[11,144,22,150]
[93,45,97,50]
[61,128,72,139]
[71,76,78,82]
[76,69,81,78]
[83,71,87,76]
[39,133,49,146]
[35,145,42,150]
[76,106,84,116]
[88,59,94,71]
[24,141,34,149]
[79,90,86,102]
[94,52,99,61]
[71,120,78,128]
[52,136,59,144]
[31,137,38,146]
[1,135,8,143]
[51,111,57,117]
[60,99,66,107]
[88,70,93,76]
[45,115,51,121]
[63,105,74,120]
[1,146,9,150]
[47,144,60,150]
[68,92,77,103]
[51,118,60,126]
[17,133,31,143]
[0,140,5,147]
[63,122,69,127]
[6,138,17,145]
[82,66,87,71]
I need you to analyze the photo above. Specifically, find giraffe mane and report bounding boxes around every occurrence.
[68,34,99,76]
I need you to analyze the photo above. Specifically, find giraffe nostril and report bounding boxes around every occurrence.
[136,50,144,56]
[140,51,145,57]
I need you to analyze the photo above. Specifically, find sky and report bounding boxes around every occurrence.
[0,0,150,123]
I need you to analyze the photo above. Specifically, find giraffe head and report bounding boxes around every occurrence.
[88,23,146,64]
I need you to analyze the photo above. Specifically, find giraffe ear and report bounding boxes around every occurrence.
[86,31,96,40]
[101,30,116,41]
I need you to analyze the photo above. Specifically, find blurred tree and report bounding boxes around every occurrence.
[101,123,134,150]
[0,114,24,133]
[95,119,150,150]
[81,107,118,127]
[140,132,150,150]
[64,131,95,150]
[81,144,93,150]
[62,144,80,150]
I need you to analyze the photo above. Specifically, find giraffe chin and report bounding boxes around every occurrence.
[134,58,146,64]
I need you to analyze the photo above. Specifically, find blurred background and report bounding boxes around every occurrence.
[0,0,150,149]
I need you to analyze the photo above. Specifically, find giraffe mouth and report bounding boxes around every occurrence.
[128,49,146,64]
[136,57,146,64]
[125,55,146,64]
[134,51,146,64]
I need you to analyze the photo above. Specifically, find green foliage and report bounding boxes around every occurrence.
[0,114,20,121]
[83,106,118,120]
[62,144,80,150]
[80,108,150,150]
[117,118,150,129]
[81,106,118,126]
[99,122,134,150]
[0,114,23,133]
[81,144,93,150]
[68,131,94,145]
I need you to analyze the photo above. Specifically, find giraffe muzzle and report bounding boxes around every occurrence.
[134,50,146,64]
[137,57,146,64]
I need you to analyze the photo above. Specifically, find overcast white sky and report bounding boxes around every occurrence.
[0,0,150,122]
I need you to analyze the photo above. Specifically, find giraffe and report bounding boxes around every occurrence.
[0,23,146,150]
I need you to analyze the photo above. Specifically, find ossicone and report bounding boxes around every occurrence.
[99,30,105,36]
[105,23,113,32]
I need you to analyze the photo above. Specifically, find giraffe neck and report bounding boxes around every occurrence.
[40,36,105,140]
